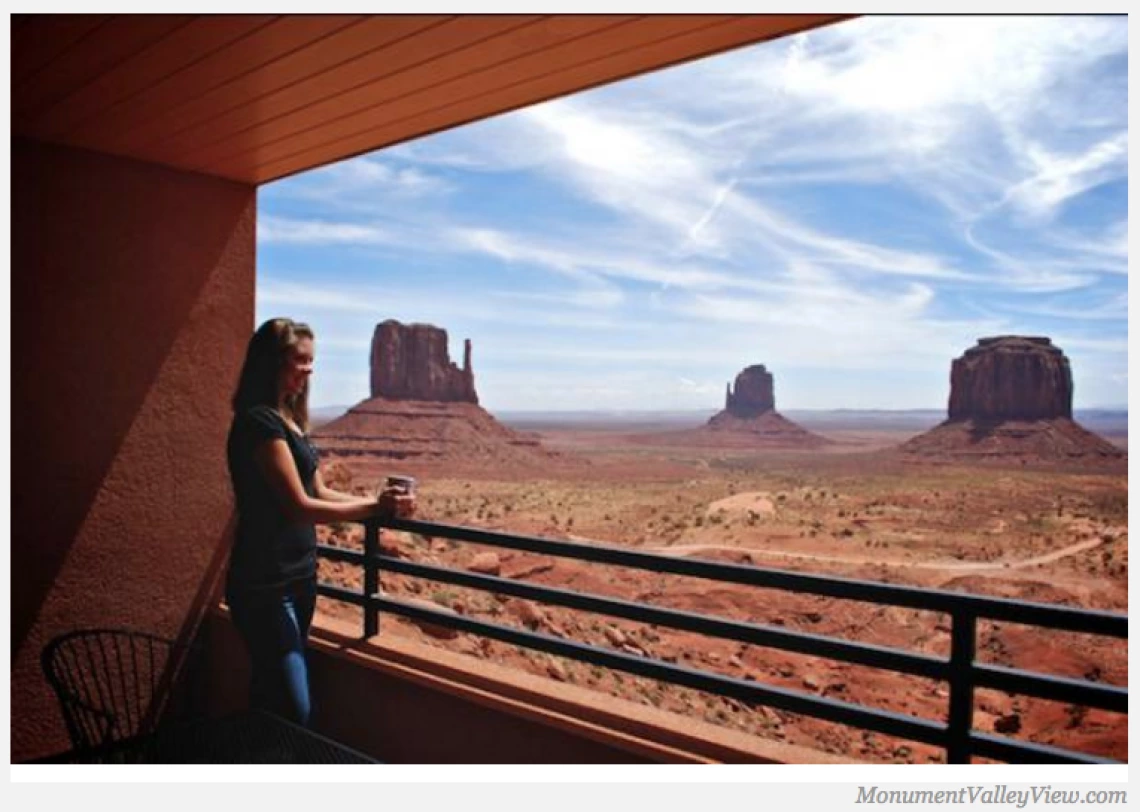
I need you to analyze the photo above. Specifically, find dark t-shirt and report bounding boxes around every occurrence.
[225,405,320,599]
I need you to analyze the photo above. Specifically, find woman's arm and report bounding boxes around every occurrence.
[312,468,415,519]
[313,468,365,503]
[255,439,389,524]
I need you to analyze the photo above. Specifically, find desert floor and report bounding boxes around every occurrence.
[314,419,1127,764]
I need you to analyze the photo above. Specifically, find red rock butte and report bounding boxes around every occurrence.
[370,320,477,404]
[314,320,559,468]
[704,365,829,447]
[900,336,1123,462]
[634,364,828,449]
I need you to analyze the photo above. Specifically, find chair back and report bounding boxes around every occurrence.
[41,628,186,750]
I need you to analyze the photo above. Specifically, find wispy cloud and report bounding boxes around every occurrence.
[271,155,454,201]
[1001,133,1128,221]
[258,216,403,247]
[258,280,382,312]
[259,16,1127,410]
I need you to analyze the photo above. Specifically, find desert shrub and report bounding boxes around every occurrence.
[1089,491,1127,520]
[1025,513,1052,532]
[431,589,457,606]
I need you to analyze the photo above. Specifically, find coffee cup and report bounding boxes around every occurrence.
[385,475,416,496]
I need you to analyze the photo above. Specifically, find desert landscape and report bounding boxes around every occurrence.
[311,322,1127,764]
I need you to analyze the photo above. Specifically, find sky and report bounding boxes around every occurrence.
[257,15,1128,413]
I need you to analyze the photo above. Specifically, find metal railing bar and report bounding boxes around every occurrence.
[317,582,950,750]
[363,523,380,637]
[947,612,977,764]
[345,548,950,681]
[967,603,1126,637]
[972,663,1128,713]
[967,731,1121,765]
[378,519,1127,637]
[315,545,365,565]
[318,519,1127,764]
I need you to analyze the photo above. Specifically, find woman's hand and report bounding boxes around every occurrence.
[375,487,416,520]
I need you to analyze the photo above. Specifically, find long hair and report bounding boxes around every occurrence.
[231,318,314,432]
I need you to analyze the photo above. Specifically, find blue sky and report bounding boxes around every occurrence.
[257,15,1128,412]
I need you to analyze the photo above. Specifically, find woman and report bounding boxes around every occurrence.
[225,317,413,726]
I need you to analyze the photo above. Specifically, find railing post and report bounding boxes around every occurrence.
[947,610,977,763]
[362,519,380,638]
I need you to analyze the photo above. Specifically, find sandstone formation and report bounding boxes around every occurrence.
[724,365,775,417]
[948,336,1071,421]
[370,320,477,403]
[900,336,1122,463]
[632,364,828,449]
[703,364,828,447]
[703,410,829,447]
[315,319,563,470]
[313,400,553,465]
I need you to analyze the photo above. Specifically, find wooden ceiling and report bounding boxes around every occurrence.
[12,14,850,185]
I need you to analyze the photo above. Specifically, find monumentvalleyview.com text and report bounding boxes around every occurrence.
[856,786,1127,807]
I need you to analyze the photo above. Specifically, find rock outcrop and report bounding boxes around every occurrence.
[724,365,775,417]
[633,364,827,449]
[313,400,553,465]
[315,319,563,471]
[701,364,828,447]
[948,336,1071,421]
[900,337,1122,464]
[370,320,477,404]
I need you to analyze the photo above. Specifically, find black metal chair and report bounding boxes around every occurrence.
[41,628,195,751]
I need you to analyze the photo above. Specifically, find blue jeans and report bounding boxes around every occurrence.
[228,578,317,726]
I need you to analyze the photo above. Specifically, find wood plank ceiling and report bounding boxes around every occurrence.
[12,14,850,185]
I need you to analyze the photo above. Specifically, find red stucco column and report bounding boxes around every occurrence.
[11,138,256,761]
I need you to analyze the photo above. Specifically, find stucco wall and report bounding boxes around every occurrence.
[11,138,256,761]
[200,612,658,764]
[195,611,849,764]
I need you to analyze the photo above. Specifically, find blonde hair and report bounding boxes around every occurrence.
[232,318,314,431]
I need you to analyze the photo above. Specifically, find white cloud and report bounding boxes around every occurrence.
[257,216,401,247]
[1001,133,1128,221]
[492,288,625,311]
[260,16,1126,411]
[269,155,454,201]
[258,280,380,312]
[999,293,1127,322]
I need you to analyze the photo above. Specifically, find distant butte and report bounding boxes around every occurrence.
[631,364,829,449]
[899,336,1123,463]
[314,320,562,469]
[721,364,774,417]
[702,365,829,447]
[370,319,478,404]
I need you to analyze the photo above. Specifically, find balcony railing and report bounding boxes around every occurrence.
[316,518,1127,765]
